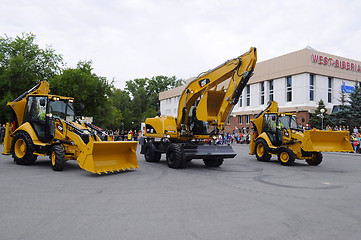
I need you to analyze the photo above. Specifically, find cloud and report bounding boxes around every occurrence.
[1,0,361,89]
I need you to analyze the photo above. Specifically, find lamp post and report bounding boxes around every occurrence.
[320,108,325,130]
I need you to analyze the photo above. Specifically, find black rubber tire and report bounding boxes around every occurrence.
[306,152,323,166]
[166,144,186,169]
[144,142,161,162]
[11,131,37,165]
[203,158,224,167]
[278,148,296,166]
[51,145,65,171]
[255,138,271,162]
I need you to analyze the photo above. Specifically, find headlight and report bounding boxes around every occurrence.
[284,132,289,137]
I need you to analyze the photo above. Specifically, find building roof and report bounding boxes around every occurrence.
[159,48,361,100]
[250,47,361,84]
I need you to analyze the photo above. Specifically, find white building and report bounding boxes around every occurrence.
[159,47,361,132]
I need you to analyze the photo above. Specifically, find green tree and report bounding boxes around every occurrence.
[331,83,350,127]
[107,88,132,130]
[125,76,185,129]
[49,61,113,128]
[309,99,333,129]
[347,80,361,128]
[0,33,63,122]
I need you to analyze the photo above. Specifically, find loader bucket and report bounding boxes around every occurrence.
[77,141,139,174]
[302,129,353,152]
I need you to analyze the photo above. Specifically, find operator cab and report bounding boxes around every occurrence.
[262,113,298,146]
[188,103,219,137]
[25,95,75,142]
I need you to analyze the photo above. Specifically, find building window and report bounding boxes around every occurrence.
[286,76,292,102]
[328,77,332,103]
[260,82,265,105]
[245,115,250,124]
[269,80,274,101]
[238,115,243,124]
[246,85,250,106]
[239,93,242,107]
[310,74,314,101]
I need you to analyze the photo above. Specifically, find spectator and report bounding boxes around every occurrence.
[351,134,359,153]
[0,124,5,143]
[353,127,359,135]
[133,130,138,142]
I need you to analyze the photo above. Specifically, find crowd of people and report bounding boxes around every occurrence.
[102,129,142,142]
[215,130,251,145]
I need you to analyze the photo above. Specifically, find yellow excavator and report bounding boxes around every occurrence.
[2,80,138,174]
[249,101,353,166]
[140,47,257,168]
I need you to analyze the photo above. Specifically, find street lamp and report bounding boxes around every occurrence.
[319,108,325,130]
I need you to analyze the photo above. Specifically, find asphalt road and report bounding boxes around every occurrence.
[1,143,361,240]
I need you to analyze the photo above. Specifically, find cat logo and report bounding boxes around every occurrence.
[198,78,210,88]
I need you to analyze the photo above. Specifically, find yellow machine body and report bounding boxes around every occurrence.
[249,101,353,166]
[141,48,257,169]
[3,80,138,174]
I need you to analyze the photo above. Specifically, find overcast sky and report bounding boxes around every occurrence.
[1,0,360,89]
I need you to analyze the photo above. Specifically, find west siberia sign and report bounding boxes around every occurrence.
[311,54,361,72]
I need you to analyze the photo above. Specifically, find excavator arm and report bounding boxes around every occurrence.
[176,47,257,136]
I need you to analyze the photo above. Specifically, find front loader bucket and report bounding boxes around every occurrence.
[77,141,139,174]
[302,129,353,152]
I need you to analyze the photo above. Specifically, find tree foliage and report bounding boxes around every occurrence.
[331,81,361,128]
[309,99,333,129]
[124,76,185,129]
[0,33,63,122]
[0,33,185,131]
[331,86,349,127]
[347,81,361,128]
[49,61,113,127]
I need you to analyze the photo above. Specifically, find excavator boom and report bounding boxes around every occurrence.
[142,47,257,169]
[177,47,257,134]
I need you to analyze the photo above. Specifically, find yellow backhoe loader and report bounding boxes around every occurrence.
[2,81,138,174]
[249,101,353,166]
[140,47,257,168]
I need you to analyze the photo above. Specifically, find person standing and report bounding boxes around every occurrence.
[133,130,138,142]
[352,134,359,153]
[0,124,4,143]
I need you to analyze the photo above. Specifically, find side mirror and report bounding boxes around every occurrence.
[40,98,46,106]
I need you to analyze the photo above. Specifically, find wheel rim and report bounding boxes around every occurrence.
[14,139,26,158]
[279,152,289,163]
[51,152,56,166]
[256,144,264,157]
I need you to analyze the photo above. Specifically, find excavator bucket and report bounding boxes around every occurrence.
[77,141,139,174]
[302,129,353,152]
